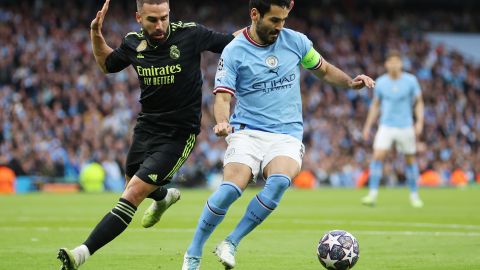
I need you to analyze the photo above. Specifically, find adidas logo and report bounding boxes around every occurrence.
[148,174,158,181]
[137,53,144,59]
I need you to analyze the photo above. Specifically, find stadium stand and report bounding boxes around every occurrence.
[0,0,478,190]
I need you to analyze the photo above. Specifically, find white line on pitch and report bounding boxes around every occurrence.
[289,219,480,230]
[1,227,480,237]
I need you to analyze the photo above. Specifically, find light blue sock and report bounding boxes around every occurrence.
[187,182,242,257]
[368,160,383,193]
[405,163,419,193]
[226,174,290,247]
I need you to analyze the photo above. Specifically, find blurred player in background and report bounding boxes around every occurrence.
[182,0,375,269]
[57,0,241,269]
[361,50,425,208]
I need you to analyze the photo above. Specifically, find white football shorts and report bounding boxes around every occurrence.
[373,125,416,154]
[224,130,305,181]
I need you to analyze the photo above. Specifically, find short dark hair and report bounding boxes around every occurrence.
[249,0,291,17]
[386,49,402,60]
[136,0,169,11]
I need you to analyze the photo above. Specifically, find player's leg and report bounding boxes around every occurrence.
[139,134,196,227]
[59,133,195,269]
[405,154,423,207]
[184,131,260,270]
[215,134,302,268]
[58,176,158,270]
[127,174,173,210]
[362,126,391,206]
[124,134,178,228]
[225,156,299,246]
[399,127,423,207]
[184,163,251,270]
[123,131,176,224]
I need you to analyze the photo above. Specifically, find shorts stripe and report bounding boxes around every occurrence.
[164,134,196,180]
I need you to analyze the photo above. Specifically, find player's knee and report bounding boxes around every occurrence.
[261,174,291,208]
[373,151,387,161]
[122,181,153,206]
[208,182,242,212]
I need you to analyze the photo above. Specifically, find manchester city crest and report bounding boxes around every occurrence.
[265,55,279,69]
[170,45,180,59]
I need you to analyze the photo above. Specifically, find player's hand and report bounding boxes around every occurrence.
[362,128,370,141]
[213,122,232,137]
[415,122,423,136]
[91,0,110,32]
[350,74,375,90]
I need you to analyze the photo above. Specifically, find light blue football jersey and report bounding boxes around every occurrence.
[374,72,422,128]
[213,27,321,141]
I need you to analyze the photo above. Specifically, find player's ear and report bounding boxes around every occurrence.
[250,8,260,22]
[135,12,142,24]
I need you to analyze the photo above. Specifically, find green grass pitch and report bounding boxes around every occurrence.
[1,187,479,269]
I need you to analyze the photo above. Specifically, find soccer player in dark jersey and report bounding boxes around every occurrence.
[57,0,240,269]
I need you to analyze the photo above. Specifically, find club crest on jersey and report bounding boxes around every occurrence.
[265,55,279,69]
[136,40,147,58]
[170,45,180,59]
[136,40,147,52]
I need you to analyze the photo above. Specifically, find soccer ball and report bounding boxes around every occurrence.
[317,230,359,270]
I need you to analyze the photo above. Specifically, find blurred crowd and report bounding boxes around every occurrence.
[0,0,478,190]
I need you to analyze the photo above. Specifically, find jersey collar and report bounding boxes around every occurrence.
[243,27,271,48]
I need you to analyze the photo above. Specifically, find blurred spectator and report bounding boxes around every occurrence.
[0,0,478,188]
[79,162,105,192]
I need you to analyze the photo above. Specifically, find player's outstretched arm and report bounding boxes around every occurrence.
[362,97,380,141]
[312,60,375,90]
[90,0,114,74]
[213,93,233,137]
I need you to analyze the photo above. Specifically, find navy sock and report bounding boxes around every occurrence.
[147,187,168,201]
[84,198,137,254]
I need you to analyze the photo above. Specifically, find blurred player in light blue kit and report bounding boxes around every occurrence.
[182,0,375,269]
[362,50,425,208]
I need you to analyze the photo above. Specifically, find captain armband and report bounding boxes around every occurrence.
[301,47,323,70]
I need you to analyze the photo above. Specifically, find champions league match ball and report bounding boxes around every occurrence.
[317,230,360,270]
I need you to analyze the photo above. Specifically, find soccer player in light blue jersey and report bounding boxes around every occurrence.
[361,50,425,208]
[182,0,375,269]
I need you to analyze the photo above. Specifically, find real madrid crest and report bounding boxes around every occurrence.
[170,45,180,60]
[265,55,279,69]
[136,40,147,52]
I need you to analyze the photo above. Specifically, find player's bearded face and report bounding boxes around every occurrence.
[256,18,281,44]
[137,3,170,44]
[255,6,289,45]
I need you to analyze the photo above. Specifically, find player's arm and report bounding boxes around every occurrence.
[414,94,424,136]
[212,50,237,136]
[362,97,380,140]
[90,0,114,74]
[302,47,375,89]
[195,24,242,54]
[213,92,233,136]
